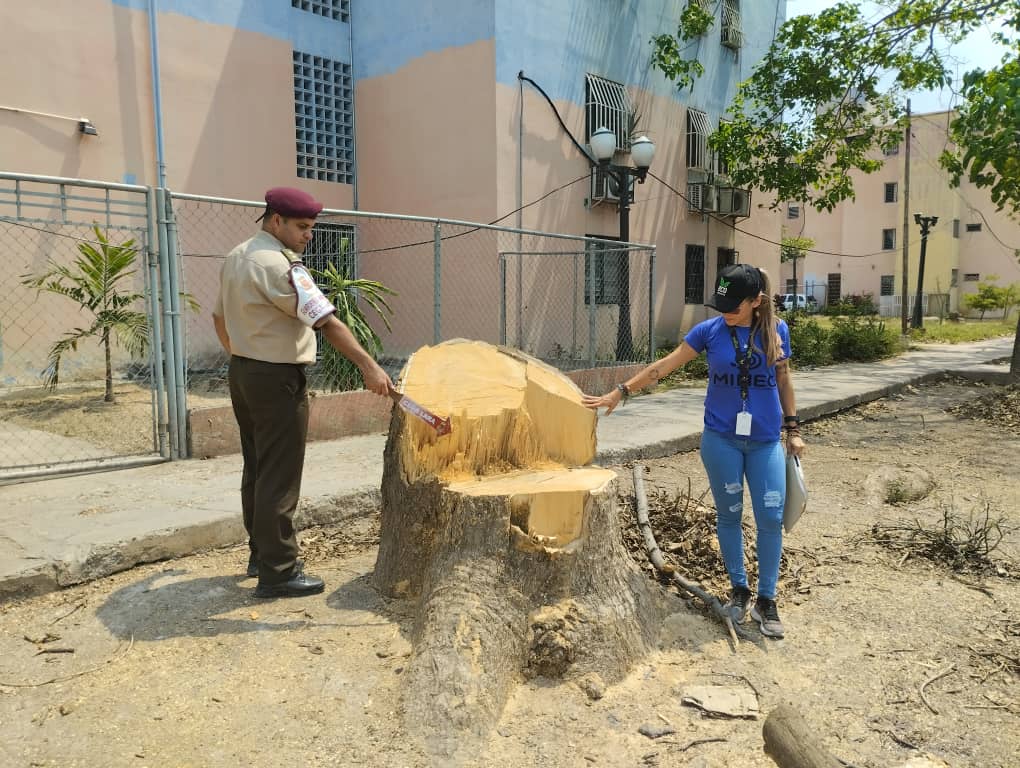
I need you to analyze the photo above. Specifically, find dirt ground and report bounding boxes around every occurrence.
[0,378,1017,768]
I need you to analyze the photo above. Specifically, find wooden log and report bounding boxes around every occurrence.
[762,704,844,768]
[374,340,673,763]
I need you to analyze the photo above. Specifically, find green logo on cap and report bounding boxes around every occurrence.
[717,277,730,296]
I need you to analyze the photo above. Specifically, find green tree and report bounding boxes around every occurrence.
[312,260,396,392]
[21,226,195,402]
[961,279,1003,319]
[780,234,814,313]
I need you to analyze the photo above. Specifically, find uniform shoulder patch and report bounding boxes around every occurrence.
[281,248,302,264]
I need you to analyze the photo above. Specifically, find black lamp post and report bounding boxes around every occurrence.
[589,127,656,361]
[911,213,938,329]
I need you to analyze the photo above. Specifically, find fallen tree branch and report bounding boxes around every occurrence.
[919,664,957,715]
[632,465,754,644]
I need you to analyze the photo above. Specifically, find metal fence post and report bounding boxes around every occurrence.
[163,193,189,457]
[648,247,656,363]
[433,220,441,345]
[155,187,180,458]
[499,253,507,346]
[587,248,596,366]
[145,187,170,458]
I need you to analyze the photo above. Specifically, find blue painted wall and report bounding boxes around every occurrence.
[496,0,786,119]
[111,0,351,61]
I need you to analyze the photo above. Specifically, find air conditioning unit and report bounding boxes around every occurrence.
[717,187,752,217]
[721,22,742,49]
[701,184,718,212]
[688,183,717,212]
[590,166,620,206]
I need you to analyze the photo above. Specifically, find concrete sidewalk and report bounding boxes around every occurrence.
[0,336,1012,600]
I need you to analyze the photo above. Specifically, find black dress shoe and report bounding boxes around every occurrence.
[246,552,259,578]
[254,566,325,598]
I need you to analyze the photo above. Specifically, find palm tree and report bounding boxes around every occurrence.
[312,260,396,391]
[21,225,179,402]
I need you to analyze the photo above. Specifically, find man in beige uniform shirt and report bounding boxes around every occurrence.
[213,187,392,598]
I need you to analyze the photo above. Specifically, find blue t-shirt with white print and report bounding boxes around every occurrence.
[683,315,792,442]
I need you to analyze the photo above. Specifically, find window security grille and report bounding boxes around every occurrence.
[882,228,896,250]
[294,51,354,184]
[685,244,706,303]
[687,108,711,171]
[584,238,624,305]
[787,204,800,219]
[292,0,350,22]
[880,275,895,296]
[585,74,631,152]
[717,247,737,272]
[951,269,958,288]
[964,273,979,281]
[953,218,960,238]
[721,0,742,49]
[884,182,897,203]
[966,222,982,232]
[883,144,900,156]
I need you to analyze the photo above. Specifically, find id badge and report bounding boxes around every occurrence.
[735,411,752,436]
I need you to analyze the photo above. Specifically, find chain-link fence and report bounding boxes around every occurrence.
[0,174,655,478]
[173,194,656,395]
[0,174,164,480]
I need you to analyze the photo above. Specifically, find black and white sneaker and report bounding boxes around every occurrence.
[724,585,753,624]
[751,596,785,638]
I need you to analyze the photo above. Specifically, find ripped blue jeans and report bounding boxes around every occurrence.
[699,428,786,599]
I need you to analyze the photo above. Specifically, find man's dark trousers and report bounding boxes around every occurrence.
[228,356,308,584]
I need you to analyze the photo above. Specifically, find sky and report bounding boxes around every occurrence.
[787,0,1013,113]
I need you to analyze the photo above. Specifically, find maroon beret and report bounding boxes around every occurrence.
[264,187,323,219]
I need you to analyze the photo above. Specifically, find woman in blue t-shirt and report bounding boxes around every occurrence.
[583,264,805,638]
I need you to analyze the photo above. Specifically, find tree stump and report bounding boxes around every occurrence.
[375,339,671,762]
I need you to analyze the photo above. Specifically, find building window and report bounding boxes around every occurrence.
[293,51,353,184]
[882,228,896,250]
[827,273,842,306]
[950,269,958,287]
[966,222,982,232]
[953,219,960,238]
[686,108,711,171]
[787,204,800,219]
[585,74,631,153]
[717,247,737,273]
[292,0,350,22]
[880,275,895,296]
[884,182,898,203]
[883,143,900,156]
[785,278,796,293]
[964,273,980,282]
[584,237,624,305]
[721,0,742,49]
[685,244,706,304]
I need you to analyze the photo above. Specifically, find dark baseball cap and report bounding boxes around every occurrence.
[705,264,764,313]
[257,187,323,221]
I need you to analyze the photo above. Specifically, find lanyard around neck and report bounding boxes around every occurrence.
[727,325,752,403]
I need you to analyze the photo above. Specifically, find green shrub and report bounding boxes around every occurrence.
[788,318,832,367]
[829,316,901,361]
[655,346,708,384]
[824,293,878,316]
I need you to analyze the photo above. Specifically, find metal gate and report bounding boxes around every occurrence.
[0,173,169,482]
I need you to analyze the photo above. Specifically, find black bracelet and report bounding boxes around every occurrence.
[783,414,799,424]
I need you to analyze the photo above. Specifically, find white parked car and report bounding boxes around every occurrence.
[778,293,819,312]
